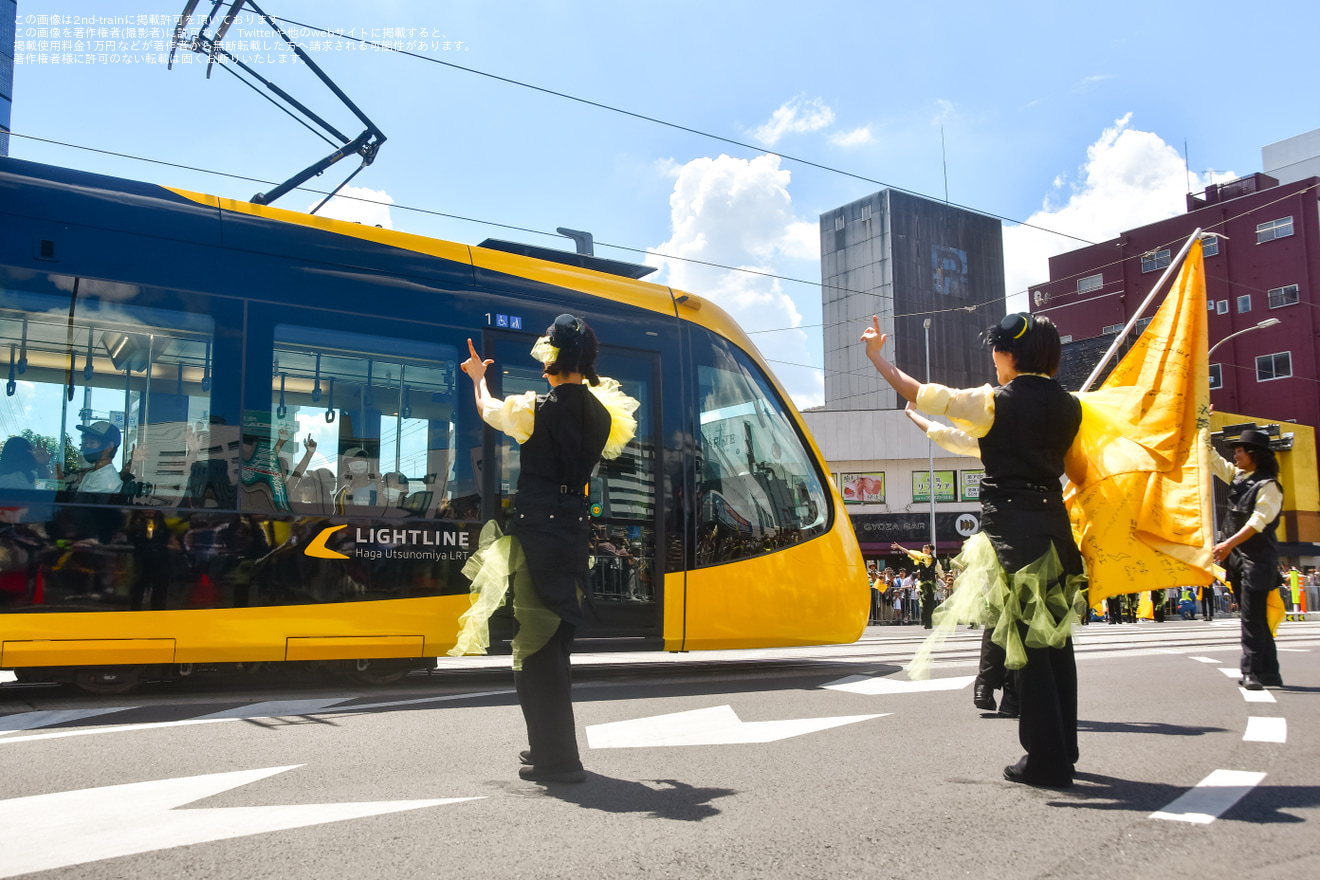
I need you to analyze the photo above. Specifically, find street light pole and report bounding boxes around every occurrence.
[1207,318,1281,359]
[924,318,935,552]
[1206,317,1282,546]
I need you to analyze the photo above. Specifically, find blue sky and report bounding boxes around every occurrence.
[10,0,1320,406]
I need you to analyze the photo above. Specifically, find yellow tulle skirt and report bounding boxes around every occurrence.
[447,521,563,671]
[907,531,1088,679]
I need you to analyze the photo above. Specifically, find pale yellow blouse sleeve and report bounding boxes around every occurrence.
[927,423,982,459]
[482,390,537,444]
[915,383,996,437]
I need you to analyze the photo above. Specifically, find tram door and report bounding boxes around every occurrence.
[487,335,661,642]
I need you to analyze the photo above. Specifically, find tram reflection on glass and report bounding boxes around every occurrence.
[0,157,867,693]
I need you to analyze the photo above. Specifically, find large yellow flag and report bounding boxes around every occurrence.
[1064,239,1215,604]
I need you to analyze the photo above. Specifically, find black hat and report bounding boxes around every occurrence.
[1233,429,1273,452]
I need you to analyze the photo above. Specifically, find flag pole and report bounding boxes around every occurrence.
[1079,228,1204,392]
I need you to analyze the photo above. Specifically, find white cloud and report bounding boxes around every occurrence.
[1003,114,1234,311]
[646,153,821,408]
[829,125,874,147]
[751,96,835,147]
[931,98,954,126]
[306,185,395,229]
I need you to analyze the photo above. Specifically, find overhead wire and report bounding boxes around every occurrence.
[269,13,1098,247]
[8,128,1317,383]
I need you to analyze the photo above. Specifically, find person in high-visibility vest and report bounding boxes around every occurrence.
[1287,566,1303,621]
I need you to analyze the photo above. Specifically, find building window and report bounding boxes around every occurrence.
[1102,322,1124,335]
[1141,248,1172,273]
[1209,363,1222,390]
[1202,235,1220,257]
[861,204,872,222]
[1267,284,1299,309]
[834,215,845,232]
[1207,299,1215,311]
[1256,217,1294,244]
[1237,295,1252,314]
[1216,300,1229,315]
[1077,274,1103,294]
[1059,334,1073,344]
[1135,316,1152,331]
[1256,351,1292,382]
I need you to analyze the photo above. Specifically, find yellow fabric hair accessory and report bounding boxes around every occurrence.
[530,335,559,366]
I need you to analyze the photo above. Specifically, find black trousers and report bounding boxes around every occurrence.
[1238,588,1279,680]
[1202,590,1215,621]
[1014,630,1078,784]
[974,627,1018,701]
[919,583,935,628]
[514,619,582,772]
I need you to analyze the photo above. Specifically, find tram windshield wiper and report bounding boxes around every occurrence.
[168,0,387,212]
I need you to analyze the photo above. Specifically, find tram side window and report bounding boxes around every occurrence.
[0,276,218,508]
[260,325,463,518]
[693,328,829,567]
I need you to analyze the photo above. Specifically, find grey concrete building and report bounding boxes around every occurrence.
[819,189,1006,410]
[1264,128,1320,186]
[0,0,14,157]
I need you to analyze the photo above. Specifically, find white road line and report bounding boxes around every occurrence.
[195,699,349,720]
[1243,717,1287,743]
[821,674,975,695]
[1239,687,1276,703]
[329,690,515,712]
[1189,656,1221,663]
[0,708,137,732]
[1150,769,1267,823]
[1277,648,1311,652]
[1218,667,1241,678]
[0,718,236,745]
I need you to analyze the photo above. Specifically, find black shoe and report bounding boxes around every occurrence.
[998,693,1021,718]
[1258,674,1284,688]
[519,750,533,766]
[1003,758,1072,789]
[519,764,586,784]
[1239,675,1265,691]
[974,683,997,711]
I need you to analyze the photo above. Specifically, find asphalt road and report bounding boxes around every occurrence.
[2,617,1318,880]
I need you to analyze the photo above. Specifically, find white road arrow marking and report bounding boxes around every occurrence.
[1150,769,1266,824]
[0,765,482,878]
[821,674,976,696]
[586,705,885,749]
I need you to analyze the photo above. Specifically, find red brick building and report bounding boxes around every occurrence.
[1033,173,1320,431]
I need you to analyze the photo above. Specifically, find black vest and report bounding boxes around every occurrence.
[517,384,612,497]
[914,555,935,586]
[1221,471,1281,558]
[977,375,1081,502]
[511,383,612,626]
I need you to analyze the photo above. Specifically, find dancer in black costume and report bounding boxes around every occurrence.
[457,315,637,784]
[1210,428,1284,690]
[864,312,1083,787]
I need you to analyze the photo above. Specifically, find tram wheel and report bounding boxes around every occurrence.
[72,667,142,695]
[348,659,411,686]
